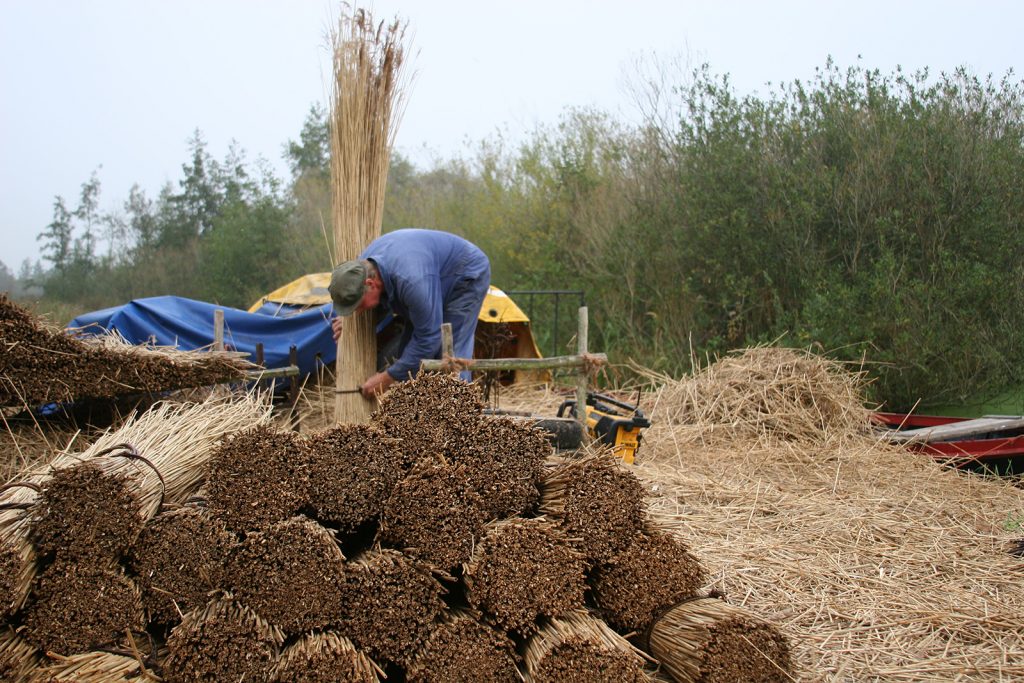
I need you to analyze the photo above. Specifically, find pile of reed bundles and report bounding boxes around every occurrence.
[3,367,795,681]
[0,294,253,408]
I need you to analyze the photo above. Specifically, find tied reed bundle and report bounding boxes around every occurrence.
[31,651,159,682]
[224,516,347,634]
[271,632,381,683]
[645,598,793,683]
[379,457,487,569]
[0,295,252,407]
[303,423,406,531]
[205,425,308,533]
[371,372,485,453]
[1,626,40,682]
[463,517,586,635]
[127,505,235,625]
[329,6,411,424]
[590,528,707,634]
[523,610,651,683]
[21,560,145,656]
[445,415,550,519]
[538,454,647,565]
[405,608,521,683]
[338,548,446,666]
[164,598,285,683]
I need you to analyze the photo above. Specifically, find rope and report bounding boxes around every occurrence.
[98,443,168,512]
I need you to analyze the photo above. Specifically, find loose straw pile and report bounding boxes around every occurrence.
[463,517,587,635]
[329,6,411,424]
[522,610,651,683]
[272,632,381,683]
[646,598,793,683]
[405,609,521,683]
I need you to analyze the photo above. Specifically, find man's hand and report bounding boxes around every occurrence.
[331,317,343,343]
[361,371,395,399]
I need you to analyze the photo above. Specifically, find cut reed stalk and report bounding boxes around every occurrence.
[463,517,586,636]
[338,548,446,666]
[271,631,381,683]
[538,454,647,565]
[164,598,285,683]
[329,6,411,424]
[30,651,160,682]
[645,598,794,683]
[224,516,347,634]
[406,608,521,683]
[590,528,707,634]
[1,626,40,682]
[522,610,651,683]
[379,456,488,569]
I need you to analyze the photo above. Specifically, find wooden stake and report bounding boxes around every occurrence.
[576,306,589,430]
[213,309,224,352]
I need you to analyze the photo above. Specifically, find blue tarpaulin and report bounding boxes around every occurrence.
[68,296,337,375]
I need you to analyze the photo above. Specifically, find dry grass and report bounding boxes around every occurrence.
[499,348,1024,681]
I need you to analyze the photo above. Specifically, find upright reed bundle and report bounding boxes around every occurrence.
[205,425,308,532]
[645,598,793,683]
[523,611,651,683]
[1,626,39,682]
[224,516,347,634]
[538,454,647,564]
[271,632,380,683]
[164,598,284,683]
[463,517,586,635]
[405,608,521,683]
[591,529,707,633]
[303,423,406,530]
[127,505,235,625]
[31,651,160,682]
[330,6,411,424]
[379,457,487,568]
[21,560,145,656]
[339,548,446,666]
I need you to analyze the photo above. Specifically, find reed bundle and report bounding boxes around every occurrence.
[303,423,407,530]
[463,517,586,635]
[271,631,381,683]
[635,346,873,445]
[127,505,235,625]
[380,457,487,568]
[224,516,347,634]
[0,295,251,407]
[329,6,411,424]
[30,651,159,682]
[522,610,650,683]
[445,415,550,519]
[1,626,40,682]
[646,598,793,683]
[1,494,40,619]
[205,425,308,532]
[590,528,707,634]
[538,454,646,564]
[22,560,145,656]
[164,598,284,683]
[405,608,520,683]
[371,372,485,453]
[339,548,446,666]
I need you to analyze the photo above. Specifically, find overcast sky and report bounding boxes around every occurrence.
[1,0,1020,272]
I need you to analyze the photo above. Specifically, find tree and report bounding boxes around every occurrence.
[37,196,74,272]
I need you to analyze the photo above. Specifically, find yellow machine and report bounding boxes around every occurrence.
[557,393,651,464]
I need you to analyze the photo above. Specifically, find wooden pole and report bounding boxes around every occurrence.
[213,309,224,352]
[576,306,589,430]
[419,353,606,373]
[441,322,454,367]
